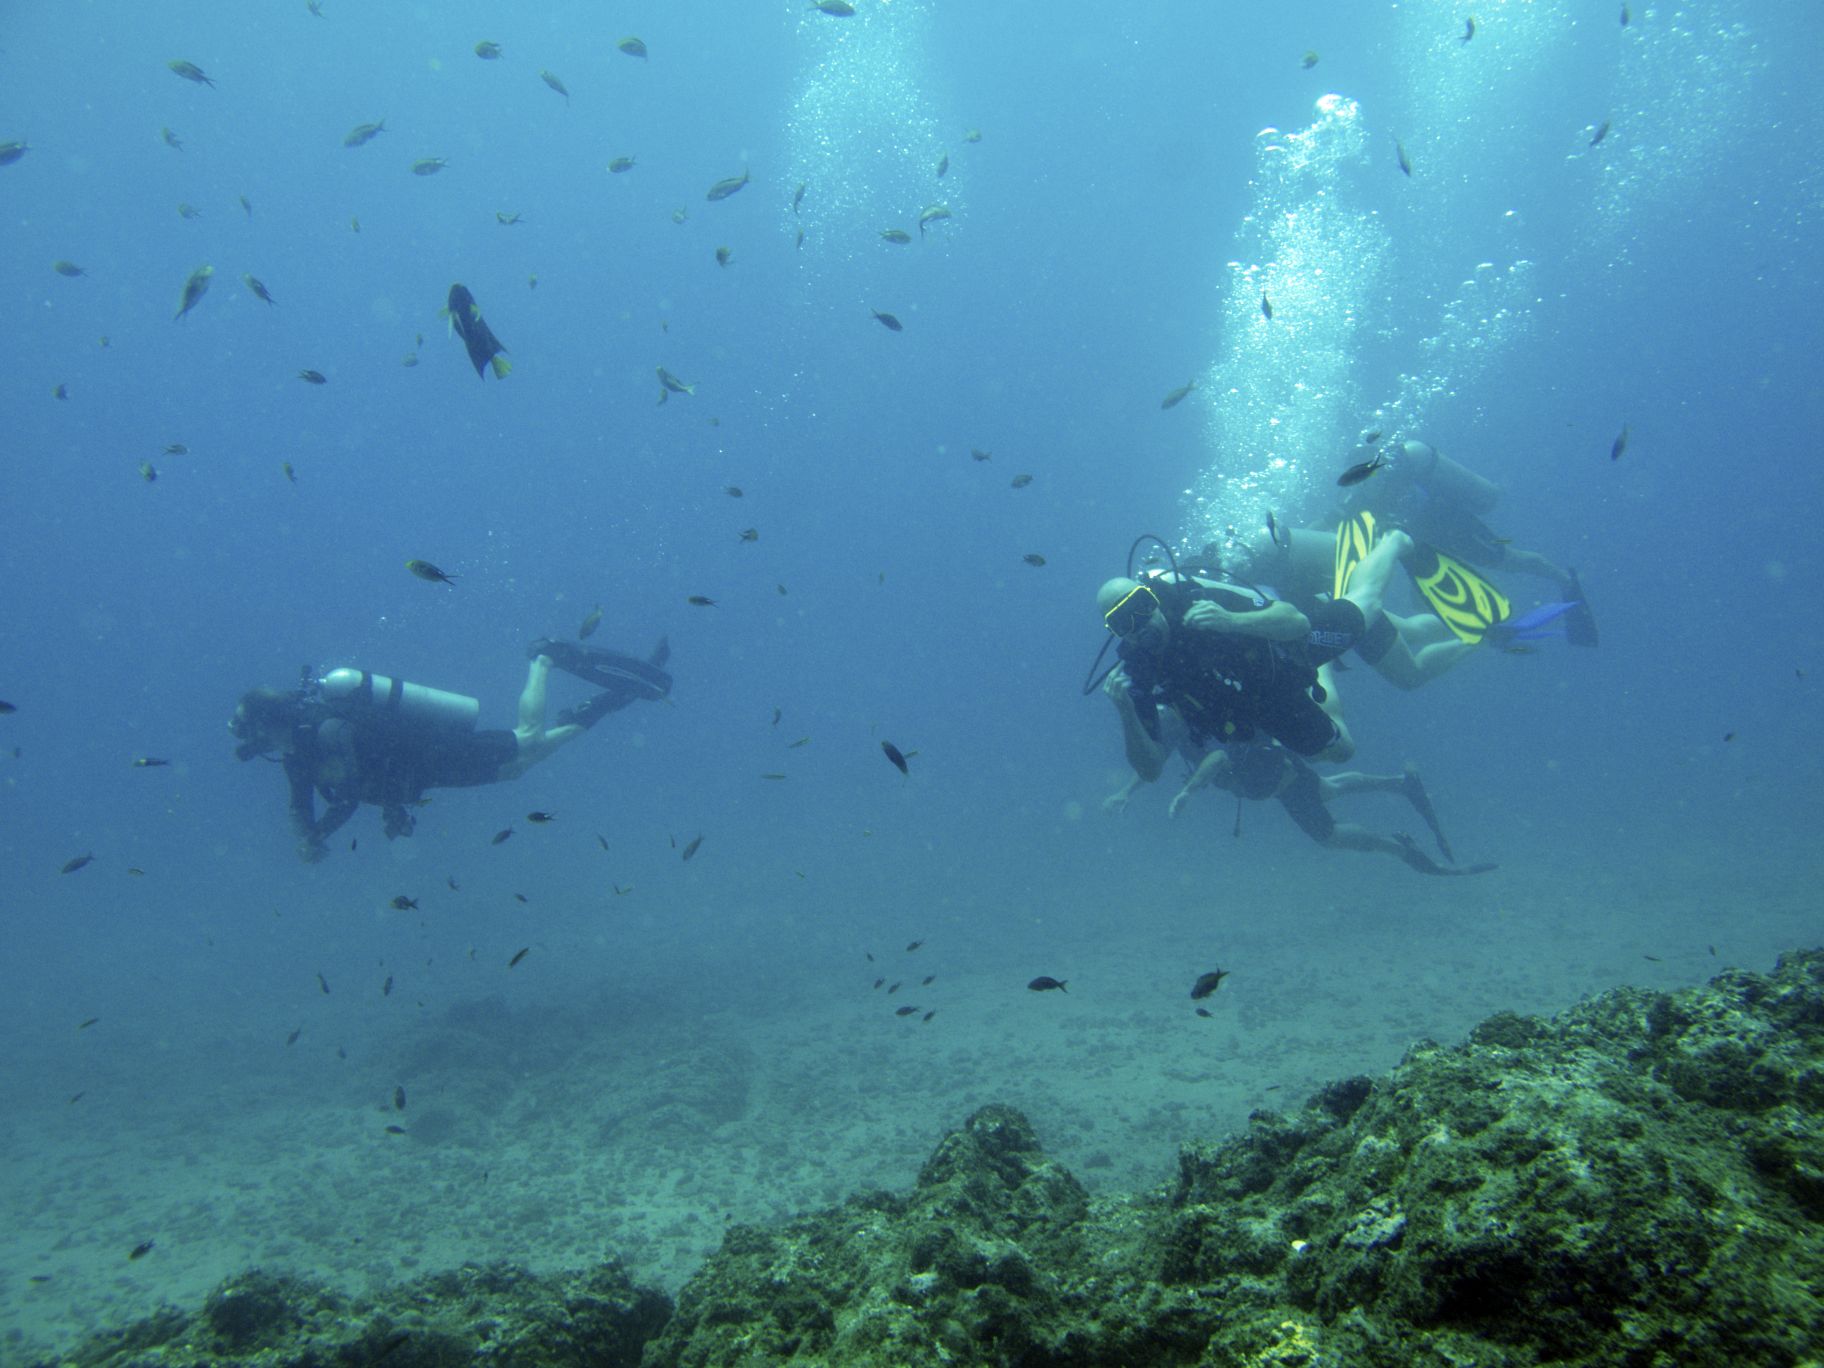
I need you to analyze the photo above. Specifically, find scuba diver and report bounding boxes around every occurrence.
[231,639,670,862]
[1340,438,1597,648]
[1089,529,1411,766]
[1102,702,1494,876]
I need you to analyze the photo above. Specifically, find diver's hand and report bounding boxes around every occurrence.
[1102,666,1133,706]
[1103,787,1132,814]
[298,838,328,864]
[1168,786,1194,819]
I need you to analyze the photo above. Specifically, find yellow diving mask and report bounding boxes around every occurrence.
[1104,584,1161,638]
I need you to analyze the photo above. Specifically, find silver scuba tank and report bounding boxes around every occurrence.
[315,668,480,731]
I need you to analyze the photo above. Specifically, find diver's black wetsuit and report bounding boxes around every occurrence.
[1118,578,1361,758]
[284,711,517,848]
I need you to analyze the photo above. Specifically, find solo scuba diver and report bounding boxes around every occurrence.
[231,639,670,862]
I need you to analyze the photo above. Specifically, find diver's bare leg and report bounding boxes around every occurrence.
[1340,528,1412,623]
[1312,662,1355,764]
[499,655,585,779]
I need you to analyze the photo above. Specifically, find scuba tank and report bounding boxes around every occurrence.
[314,668,479,732]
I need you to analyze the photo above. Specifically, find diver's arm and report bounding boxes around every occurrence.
[1183,596,1310,642]
[283,753,319,840]
[1169,750,1233,818]
[1104,668,1166,782]
[312,798,359,844]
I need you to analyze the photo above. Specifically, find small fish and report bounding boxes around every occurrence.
[177,202,203,220]
[895,1005,920,1017]
[475,41,502,59]
[921,975,935,986]
[286,1027,302,1045]
[1023,554,1047,568]
[873,977,884,989]
[578,604,603,639]
[923,1010,936,1023]
[681,834,704,862]
[406,559,457,586]
[383,975,394,996]
[1190,969,1230,999]
[168,59,215,87]
[539,69,570,102]
[411,158,448,176]
[393,1085,407,1111]
[1266,512,1288,550]
[317,971,331,995]
[882,741,910,775]
[776,584,789,596]
[1395,139,1412,177]
[936,154,949,177]
[389,895,418,911]
[617,37,648,59]
[496,211,525,226]
[916,203,951,235]
[1337,454,1388,487]
[1723,732,1736,743]
[343,120,387,148]
[308,2,324,17]
[871,309,903,331]
[174,264,213,321]
[725,486,745,497]
[608,156,636,173]
[1610,424,1629,461]
[139,461,158,482]
[813,1,857,15]
[1195,1007,1212,1018]
[402,353,419,367]
[613,884,633,896]
[1363,428,1383,444]
[0,141,31,166]
[970,448,992,462]
[0,700,15,713]
[706,170,750,202]
[1460,16,1476,43]
[738,528,759,543]
[52,383,68,400]
[243,274,276,305]
[879,229,912,245]
[787,737,811,749]
[78,1017,99,1030]
[715,245,733,267]
[687,595,716,607]
[282,462,297,483]
[1027,976,1068,993]
[61,854,93,874]
[1590,120,1611,147]
[1260,293,1273,321]
[1302,51,1319,69]
[298,369,328,385]
[492,828,514,845]
[1620,4,1630,26]
[1160,380,1196,409]
[1011,473,1033,488]
[596,834,610,851]
[906,939,924,952]
[761,773,787,781]
[239,194,253,218]
[657,366,696,397]
[792,182,807,214]
[509,947,530,967]
[53,260,88,278]
[385,1124,407,1135]
[965,128,984,143]
[771,707,782,726]
[129,1240,156,1260]
[351,216,361,232]
[526,811,556,823]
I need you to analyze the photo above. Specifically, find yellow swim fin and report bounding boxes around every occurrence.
[1333,510,1379,599]
[1408,543,1511,643]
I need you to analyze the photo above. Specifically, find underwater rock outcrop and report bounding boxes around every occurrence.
[44,950,1824,1367]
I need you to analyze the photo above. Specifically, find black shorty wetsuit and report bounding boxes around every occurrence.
[1227,743,1334,842]
[284,714,517,844]
[1119,579,1362,759]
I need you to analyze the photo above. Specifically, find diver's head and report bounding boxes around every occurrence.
[1098,577,1167,650]
[230,687,300,760]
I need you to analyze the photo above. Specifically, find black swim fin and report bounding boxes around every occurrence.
[1562,570,1599,647]
[1401,768,1454,863]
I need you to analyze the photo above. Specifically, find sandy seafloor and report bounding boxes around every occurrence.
[4,810,1817,1362]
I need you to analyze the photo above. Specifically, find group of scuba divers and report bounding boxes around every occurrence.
[1087,439,1596,876]
[230,439,1591,873]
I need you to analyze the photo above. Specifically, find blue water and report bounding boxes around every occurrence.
[4,0,1821,1353]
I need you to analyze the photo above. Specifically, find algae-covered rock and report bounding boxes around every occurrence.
[41,1258,668,1368]
[41,951,1824,1368]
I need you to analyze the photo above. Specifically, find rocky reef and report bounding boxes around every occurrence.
[45,950,1824,1367]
